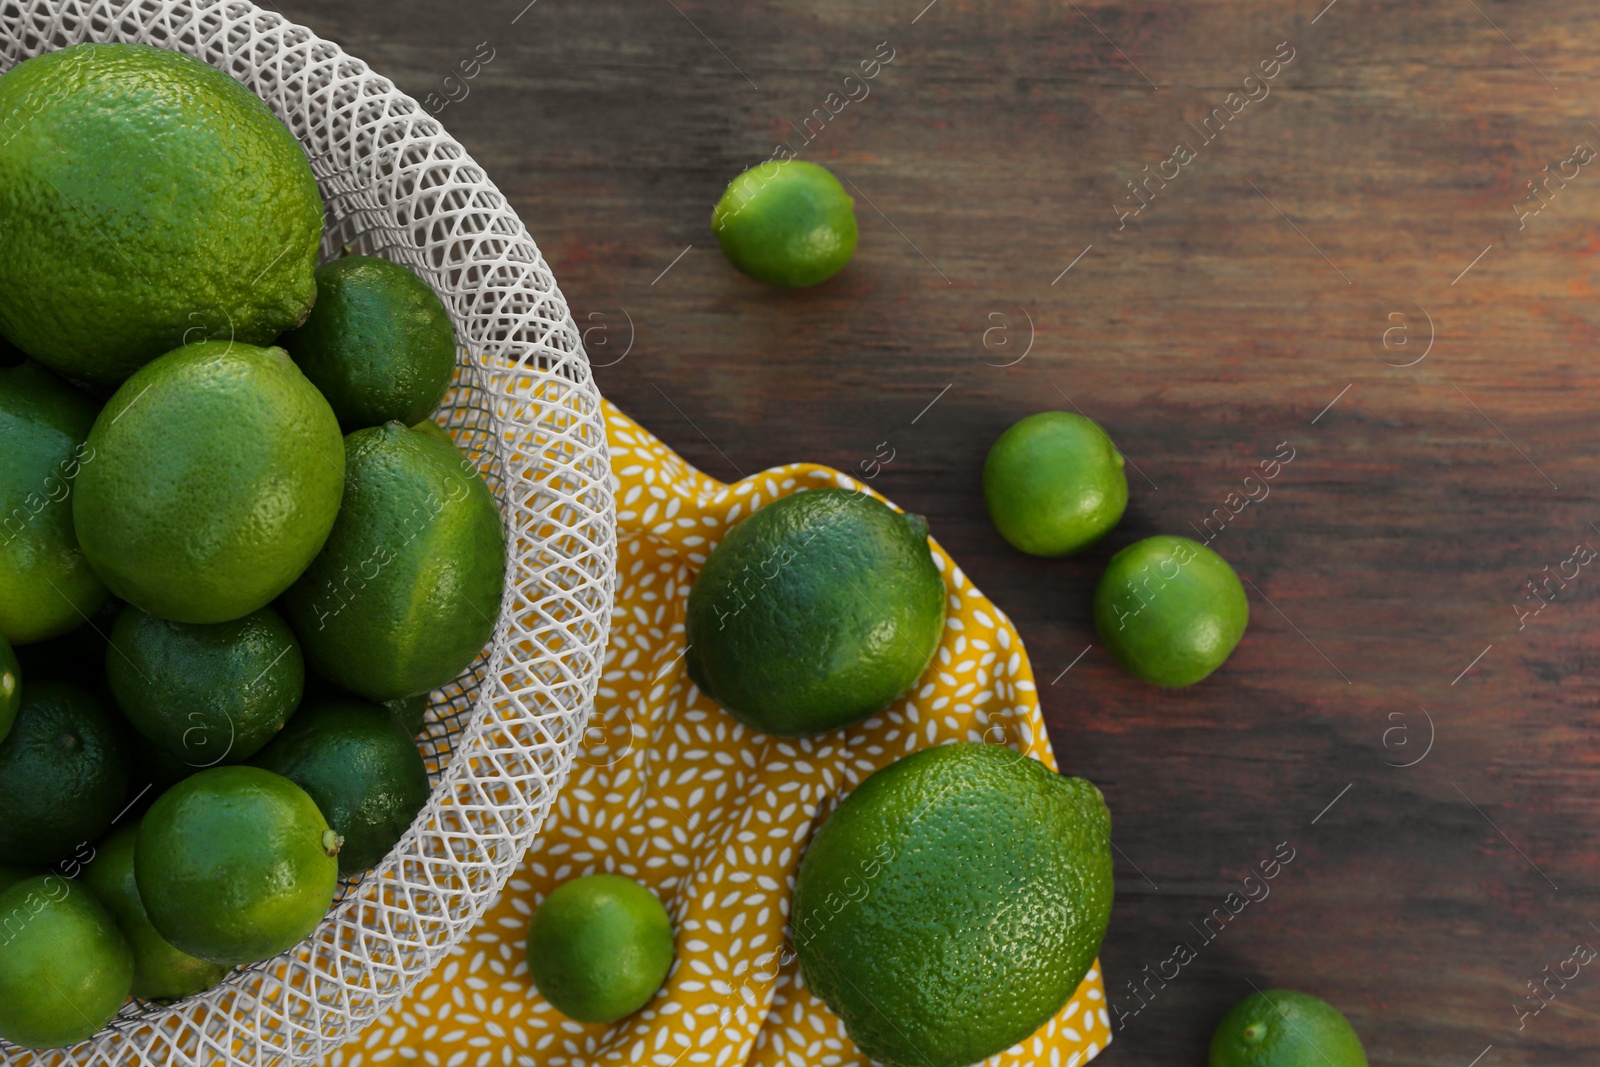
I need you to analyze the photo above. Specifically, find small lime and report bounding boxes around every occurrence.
[712,160,857,287]
[1210,989,1367,1067]
[253,697,431,875]
[106,604,303,765]
[73,341,345,624]
[282,256,457,431]
[984,412,1128,556]
[0,875,133,1049]
[684,488,945,736]
[1094,535,1248,687]
[0,362,108,644]
[82,822,229,1002]
[136,765,341,965]
[525,873,675,1024]
[0,632,18,744]
[0,680,128,866]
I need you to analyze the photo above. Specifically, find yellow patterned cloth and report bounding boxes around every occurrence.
[331,401,1111,1067]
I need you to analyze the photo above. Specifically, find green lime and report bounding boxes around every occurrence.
[984,412,1128,556]
[73,341,345,624]
[81,822,229,1002]
[793,743,1113,1067]
[684,488,944,736]
[1094,535,1249,687]
[106,604,303,765]
[0,680,128,866]
[1210,989,1367,1067]
[712,160,857,287]
[304,669,431,735]
[136,765,341,966]
[253,697,431,875]
[0,875,133,1048]
[0,362,108,644]
[411,417,455,447]
[524,873,675,1023]
[0,43,321,387]
[0,633,18,744]
[282,256,457,431]
[281,423,506,701]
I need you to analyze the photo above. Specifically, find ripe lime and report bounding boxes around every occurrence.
[136,765,341,966]
[793,743,1113,1067]
[984,411,1128,556]
[0,680,127,866]
[106,604,303,765]
[81,822,229,1002]
[253,697,431,875]
[282,256,457,430]
[0,43,321,386]
[685,488,944,735]
[1210,989,1367,1067]
[1094,535,1249,687]
[73,341,344,624]
[524,874,675,1024]
[0,633,18,744]
[712,160,857,287]
[281,423,506,701]
[0,875,133,1048]
[0,362,108,644]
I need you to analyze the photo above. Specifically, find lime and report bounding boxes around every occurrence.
[984,412,1128,556]
[0,875,133,1048]
[411,418,455,447]
[1094,535,1248,687]
[0,43,321,387]
[282,256,457,431]
[81,822,229,1002]
[793,743,1113,1067]
[384,691,431,735]
[0,362,108,644]
[253,697,431,875]
[712,160,857,287]
[73,341,345,624]
[136,765,340,965]
[281,423,506,701]
[0,633,18,744]
[1210,989,1367,1067]
[684,488,944,735]
[0,680,128,866]
[106,604,303,765]
[524,874,675,1024]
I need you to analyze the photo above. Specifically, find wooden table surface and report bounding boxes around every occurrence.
[270,1,1600,1063]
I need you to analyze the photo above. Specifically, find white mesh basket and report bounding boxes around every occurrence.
[0,1,616,1063]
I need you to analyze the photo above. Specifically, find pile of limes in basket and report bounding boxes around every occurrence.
[0,42,506,1050]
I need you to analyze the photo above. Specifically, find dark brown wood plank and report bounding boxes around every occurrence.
[270,1,1600,1062]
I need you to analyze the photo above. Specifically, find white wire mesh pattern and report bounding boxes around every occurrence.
[0,1,615,1063]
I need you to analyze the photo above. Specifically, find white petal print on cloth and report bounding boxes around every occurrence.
[327,400,1111,1067]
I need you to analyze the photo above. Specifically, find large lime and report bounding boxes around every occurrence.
[136,765,340,965]
[281,423,506,701]
[1210,989,1367,1067]
[0,362,108,644]
[0,43,321,386]
[1094,535,1249,687]
[253,697,431,875]
[524,874,675,1023]
[106,604,303,765]
[0,680,127,866]
[984,411,1128,556]
[73,341,345,624]
[282,256,457,430]
[793,743,1113,1067]
[712,160,857,287]
[82,822,229,1002]
[0,633,18,744]
[684,488,944,736]
[0,876,133,1049]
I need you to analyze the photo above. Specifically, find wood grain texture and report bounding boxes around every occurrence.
[269,1,1600,1062]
